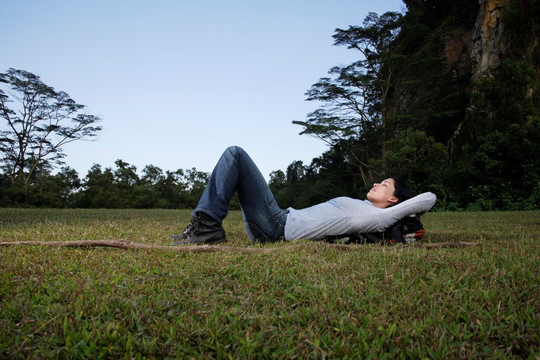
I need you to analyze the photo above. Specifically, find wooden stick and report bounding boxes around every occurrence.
[0,240,277,254]
[0,239,481,253]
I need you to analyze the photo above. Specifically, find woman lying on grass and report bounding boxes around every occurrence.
[171,146,436,245]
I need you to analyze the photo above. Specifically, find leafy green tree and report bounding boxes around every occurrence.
[53,167,82,207]
[285,161,306,184]
[180,168,209,209]
[0,69,101,198]
[269,169,287,204]
[80,164,119,208]
[135,165,166,208]
[112,159,140,208]
[156,169,188,209]
[269,170,286,189]
[136,165,191,209]
[467,60,538,136]
[382,128,448,196]
[113,159,139,188]
[452,119,540,210]
[308,146,365,195]
[141,164,165,185]
[31,166,81,207]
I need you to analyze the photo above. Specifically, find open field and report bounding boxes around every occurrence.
[1,208,539,359]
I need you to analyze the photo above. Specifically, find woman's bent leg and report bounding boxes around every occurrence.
[194,146,287,242]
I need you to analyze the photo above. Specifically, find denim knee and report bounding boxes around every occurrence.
[226,145,245,157]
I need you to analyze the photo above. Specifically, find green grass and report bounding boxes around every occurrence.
[1,209,539,359]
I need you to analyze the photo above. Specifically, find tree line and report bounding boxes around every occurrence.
[0,161,220,209]
[1,0,539,210]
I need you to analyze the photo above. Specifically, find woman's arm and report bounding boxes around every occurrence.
[379,192,437,229]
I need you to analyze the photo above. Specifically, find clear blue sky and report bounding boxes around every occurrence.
[1,0,404,180]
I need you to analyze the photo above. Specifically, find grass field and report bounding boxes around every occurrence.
[1,208,539,359]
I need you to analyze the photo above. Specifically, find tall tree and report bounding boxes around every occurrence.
[80,164,118,208]
[0,68,101,196]
[294,12,402,186]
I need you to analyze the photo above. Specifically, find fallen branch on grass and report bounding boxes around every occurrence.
[0,240,277,254]
[0,239,481,253]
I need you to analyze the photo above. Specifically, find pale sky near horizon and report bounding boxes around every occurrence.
[1,0,405,180]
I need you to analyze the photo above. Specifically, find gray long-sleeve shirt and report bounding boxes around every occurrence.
[284,192,437,241]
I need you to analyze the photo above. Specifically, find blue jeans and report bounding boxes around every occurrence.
[194,146,288,242]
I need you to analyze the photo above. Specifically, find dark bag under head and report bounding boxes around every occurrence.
[325,216,425,245]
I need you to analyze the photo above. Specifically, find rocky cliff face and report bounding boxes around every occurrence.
[443,0,511,80]
[445,26,473,78]
[470,0,511,79]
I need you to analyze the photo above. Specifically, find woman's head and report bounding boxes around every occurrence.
[367,177,413,209]
[390,177,414,204]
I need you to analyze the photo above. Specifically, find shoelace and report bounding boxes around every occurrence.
[179,217,200,239]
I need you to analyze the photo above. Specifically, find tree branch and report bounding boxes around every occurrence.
[0,239,482,253]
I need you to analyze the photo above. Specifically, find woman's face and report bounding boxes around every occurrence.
[367,178,399,208]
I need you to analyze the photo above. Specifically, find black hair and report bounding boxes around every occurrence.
[390,177,414,204]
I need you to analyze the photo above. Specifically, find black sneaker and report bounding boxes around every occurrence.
[171,212,227,245]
